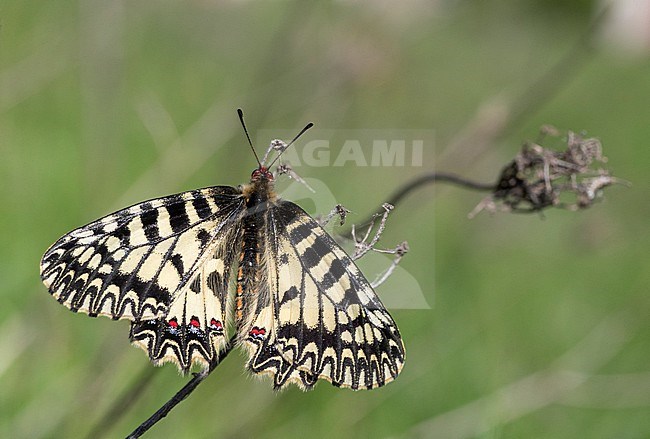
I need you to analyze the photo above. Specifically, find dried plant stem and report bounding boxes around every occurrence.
[353,173,495,231]
[126,336,236,439]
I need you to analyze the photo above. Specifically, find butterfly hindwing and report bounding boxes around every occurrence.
[243,201,405,390]
[130,224,242,370]
[40,186,245,322]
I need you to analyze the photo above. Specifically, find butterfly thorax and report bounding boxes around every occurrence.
[241,166,277,207]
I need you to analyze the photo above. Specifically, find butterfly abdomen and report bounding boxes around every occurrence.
[236,218,262,323]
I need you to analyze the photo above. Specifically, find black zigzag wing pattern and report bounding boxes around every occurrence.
[129,218,243,371]
[40,186,245,322]
[243,201,405,390]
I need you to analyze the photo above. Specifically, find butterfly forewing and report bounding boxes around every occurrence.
[242,201,405,390]
[40,186,244,322]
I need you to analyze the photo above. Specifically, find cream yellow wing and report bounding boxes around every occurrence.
[242,201,405,390]
[40,187,243,321]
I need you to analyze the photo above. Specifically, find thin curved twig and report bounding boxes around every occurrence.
[351,172,495,230]
[384,172,495,204]
[126,336,236,439]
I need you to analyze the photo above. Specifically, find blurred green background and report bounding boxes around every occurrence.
[2,1,650,438]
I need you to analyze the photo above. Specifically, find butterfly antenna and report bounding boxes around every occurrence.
[268,121,314,168]
[238,108,262,167]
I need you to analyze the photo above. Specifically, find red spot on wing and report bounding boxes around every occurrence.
[250,326,266,338]
[210,318,223,329]
[167,318,179,328]
[189,317,201,328]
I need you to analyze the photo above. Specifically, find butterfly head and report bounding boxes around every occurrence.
[237,108,312,191]
[244,165,277,204]
[251,166,274,182]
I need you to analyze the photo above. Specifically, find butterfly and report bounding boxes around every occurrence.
[40,110,405,390]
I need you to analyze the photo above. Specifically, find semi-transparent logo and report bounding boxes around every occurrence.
[257,129,434,168]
